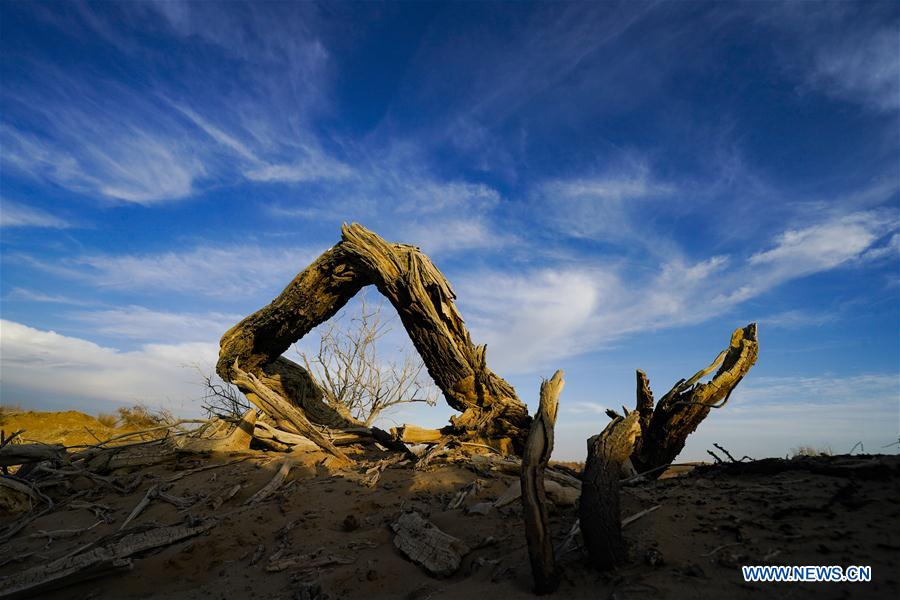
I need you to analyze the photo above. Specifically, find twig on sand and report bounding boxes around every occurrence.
[621,504,660,528]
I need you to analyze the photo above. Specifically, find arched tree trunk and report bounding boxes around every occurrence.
[217,224,531,455]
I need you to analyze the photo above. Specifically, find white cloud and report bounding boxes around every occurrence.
[0,199,71,228]
[70,306,240,344]
[1,123,204,204]
[749,211,886,274]
[4,288,97,307]
[552,373,899,461]
[537,163,674,242]
[25,244,320,298]
[0,319,218,413]
[804,18,899,113]
[400,218,516,255]
[244,152,354,183]
[452,209,896,374]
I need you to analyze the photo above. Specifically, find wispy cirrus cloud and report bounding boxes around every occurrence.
[22,244,320,299]
[70,306,241,344]
[0,198,72,228]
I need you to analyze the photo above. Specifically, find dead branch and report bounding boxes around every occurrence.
[244,459,294,505]
[265,552,355,573]
[119,483,160,531]
[521,370,564,594]
[621,504,660,528]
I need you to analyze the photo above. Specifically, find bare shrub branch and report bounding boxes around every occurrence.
[296,292,438,427]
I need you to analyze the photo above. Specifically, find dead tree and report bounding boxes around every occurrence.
[628,323,759,475]
[217,223,530,456]
[580,411,641,570]
[521,370,564,594]
[579,323,759,571]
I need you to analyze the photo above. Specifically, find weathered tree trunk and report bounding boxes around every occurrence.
[217,223,530,455]
[578,323,758,572]
[579,411,641,571]
[520,370,564,594]
[629,323,759,475]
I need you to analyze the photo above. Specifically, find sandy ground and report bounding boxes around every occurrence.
[1,415,897,599]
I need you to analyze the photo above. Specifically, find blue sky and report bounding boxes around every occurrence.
[1,1,898,461]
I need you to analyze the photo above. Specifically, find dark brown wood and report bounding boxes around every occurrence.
[520,370,563,594]
[0,443,65,468]
[579,411,640,571]
[217,223,530,454]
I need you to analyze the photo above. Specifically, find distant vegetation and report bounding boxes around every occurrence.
[792,445,833,457]
[115,404,174,429]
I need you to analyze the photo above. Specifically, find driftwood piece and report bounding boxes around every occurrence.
[119,483,161,531]
[0,522,214,599]
[217,224,530,454]
[579,411,641,571]
[391,511,470,578]
[629,324,759,475]
[521,370,564,594]
[265,552,355,573]
[245,460,294,505]
[0,444,65,467]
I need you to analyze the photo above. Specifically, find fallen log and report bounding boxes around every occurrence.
[173,410,256,453]
[0,444,65,468]
[217,223,531,454]
[521,370,564,594]
[390,424,443,445]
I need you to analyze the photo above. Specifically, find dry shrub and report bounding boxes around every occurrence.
[0,403,23,426]
[97,413,118,428]
[116,404,172,429]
